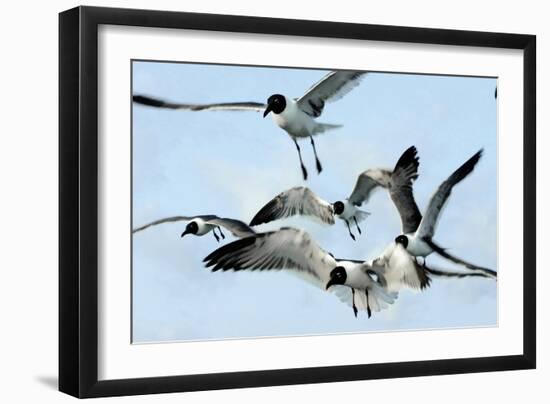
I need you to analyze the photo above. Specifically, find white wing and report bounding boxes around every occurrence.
[249,187,334,226]
[297,71,366,117]
[204,217,256,238]
[203,227,336,281]
[416,149,483,239]
[132,215,202,233]
[133,94,266,112]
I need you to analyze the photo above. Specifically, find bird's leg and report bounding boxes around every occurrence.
[365,289,372,318]
[351,289,358,318]
[353,216,362,235]
[309,135,323,174]
[212,228,220,243]
[217,226,225,239]
[293,138,308,181]
[345,219,356,241]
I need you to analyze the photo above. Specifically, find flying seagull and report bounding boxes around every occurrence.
[133,215,255,243]
[203,227,397,318]
[385,148,496,277]
[133,70,366,180]
[249,145,420,240]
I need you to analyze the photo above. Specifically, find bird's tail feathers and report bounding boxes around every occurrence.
[354,209,371,223]
[313,123,343,134]
[331,283,397,317]
[364,283,398,315]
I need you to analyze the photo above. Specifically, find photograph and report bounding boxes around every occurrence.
[131,60,498,344]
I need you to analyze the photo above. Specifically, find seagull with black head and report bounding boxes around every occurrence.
[380,148,497,278]
[133,70,366,180]
[249,145,420,240]
[133,215,255,243]
[203,227,397,318]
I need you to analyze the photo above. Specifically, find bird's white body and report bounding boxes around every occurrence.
[337,200,364,221]
[404,234,434,257]
[190,218,216,236]
[270,96,321,138]
[340,261,377,289]
[335,260,397,313]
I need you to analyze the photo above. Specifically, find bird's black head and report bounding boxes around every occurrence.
[263,94,286,117]
[326,266,347,290]
[181,221,199,237]
[332,201,345,215]
[395,234,409,248]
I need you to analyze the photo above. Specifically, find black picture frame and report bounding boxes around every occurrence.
[59,5,536,398]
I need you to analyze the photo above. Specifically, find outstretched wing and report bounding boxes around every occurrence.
[205,217,256,238]
[203,228,336,281]
[249,187,335,226]
[389,146,422,234]
[133,94,266,112]
[348,169,392,206]
[416,149,483,239]
[132,215,195,233]
[296,71,366,117]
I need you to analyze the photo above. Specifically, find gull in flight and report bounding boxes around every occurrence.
[203,227,397,318]
[249,145,420,240]
[133,215,255,243]
[204,227,493,317]
[133,70,366,180]
[381,148,496,277]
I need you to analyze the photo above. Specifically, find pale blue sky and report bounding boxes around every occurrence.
[132,61,497,343]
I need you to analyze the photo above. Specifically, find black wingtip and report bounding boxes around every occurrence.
[203,234,260,271]
[393,145,419,172]
[249,216,263,227]
[133,94,167,108]
[249,198,280,227]
[449,148,483,185]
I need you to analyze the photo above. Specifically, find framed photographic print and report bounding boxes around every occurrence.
[59,6,536,398]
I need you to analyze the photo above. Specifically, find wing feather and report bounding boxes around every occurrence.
[203,228,336,281]
[416,149,483,239]
[297,71,366,117]
[133,94,266,112]
[348,169,391,206]
[249,187,335,226]
[389,146,422,234]
[132,215,195,233]
[205,218,256,238]
[423,239,497,278]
